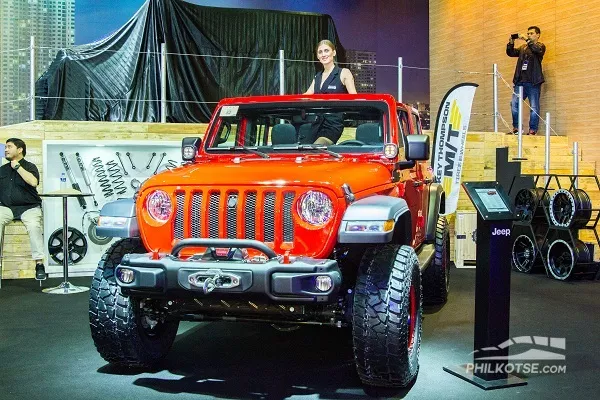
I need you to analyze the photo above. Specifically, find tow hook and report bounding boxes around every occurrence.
[188,269,241,294]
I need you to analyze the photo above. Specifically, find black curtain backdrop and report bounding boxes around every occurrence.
[35,0,346,123]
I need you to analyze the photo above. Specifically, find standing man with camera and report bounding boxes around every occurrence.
[0,138,46,280]
[507,26,546,135]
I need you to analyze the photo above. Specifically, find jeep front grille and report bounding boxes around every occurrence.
[173,189,296,244]
[226,192,238,239]
[191,192,203,237]
[208,192,220,238]
[174,192,185,240]
[264,192,276,242]
[283,192,294,242]
[245,192,257,239]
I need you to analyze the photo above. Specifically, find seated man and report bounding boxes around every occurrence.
[0,138,46,280]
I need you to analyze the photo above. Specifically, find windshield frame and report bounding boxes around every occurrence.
[203,100,394,156]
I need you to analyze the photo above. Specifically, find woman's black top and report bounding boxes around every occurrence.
[314,66,348,95]
[309,65,347,144]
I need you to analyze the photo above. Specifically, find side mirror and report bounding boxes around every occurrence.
[395,134,430,170]
[405,134,430,161]
[182,137,202,161]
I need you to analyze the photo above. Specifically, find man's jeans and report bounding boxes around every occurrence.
[0,206,44,260]
[511,83,541,132]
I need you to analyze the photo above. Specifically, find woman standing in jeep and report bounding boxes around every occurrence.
[304,40,357,145]
[304,40,357,96]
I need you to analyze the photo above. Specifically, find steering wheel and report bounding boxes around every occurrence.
[338,140,366,146]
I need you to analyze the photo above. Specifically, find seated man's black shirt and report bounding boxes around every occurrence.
[0,159,42,219]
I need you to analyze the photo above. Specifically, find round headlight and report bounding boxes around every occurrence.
[384,143,399,158]
[182,145,196,160]
[146,190,172,222]
[297,190,333,226]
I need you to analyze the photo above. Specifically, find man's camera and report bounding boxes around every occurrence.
[511,33,519,40]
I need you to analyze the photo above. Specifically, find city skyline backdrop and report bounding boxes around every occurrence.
[0,0,430,126]
[76,0,430,103]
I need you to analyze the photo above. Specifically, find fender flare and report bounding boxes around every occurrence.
[425,183,444,242]
[338,195,411,244]
[95,198,139,238]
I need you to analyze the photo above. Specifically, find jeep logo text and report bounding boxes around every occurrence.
[492,227,511,236]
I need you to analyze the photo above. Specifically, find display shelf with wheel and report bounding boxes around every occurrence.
[510,173,600,280]
[511,185,551,274]
[42,140,180,278]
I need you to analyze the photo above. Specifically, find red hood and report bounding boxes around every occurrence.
[142,156,393,197]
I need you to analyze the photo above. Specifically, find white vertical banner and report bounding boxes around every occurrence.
[431,83,478,216]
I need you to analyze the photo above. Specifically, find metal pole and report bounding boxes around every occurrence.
[545,112,551,184]
[397,57,403,103]
[62,197,69,282]
[161,43,167,123]
[493,63,498,132]
[279,49,285,95]
[573,142,579,189]
[30,36,35,121]
[517,86,523,159]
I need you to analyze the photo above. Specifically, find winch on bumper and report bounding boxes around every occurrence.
[115,238,342,303]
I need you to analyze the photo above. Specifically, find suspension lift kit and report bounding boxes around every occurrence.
[59,152,87,210]
[106,160,127,196]
[75,152,99,207]
[153,152,167,175]
[92,157,113,198]
[115,152,129,176]
[146,152,156,169]
[126,152,137,170]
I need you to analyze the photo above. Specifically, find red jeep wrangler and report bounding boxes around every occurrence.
[90,93,449,388]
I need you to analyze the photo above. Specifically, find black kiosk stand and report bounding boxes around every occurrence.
[443,181,527,390]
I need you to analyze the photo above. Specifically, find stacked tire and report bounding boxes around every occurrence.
[546,189,593,280]
[512,186,593,280]
[511,188,549,274]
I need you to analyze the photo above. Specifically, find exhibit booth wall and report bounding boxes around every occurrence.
[1,121,594,278]
[0,121,205,279]
[429,0,600,168]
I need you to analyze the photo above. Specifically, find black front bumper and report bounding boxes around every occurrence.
[116,239,342,303]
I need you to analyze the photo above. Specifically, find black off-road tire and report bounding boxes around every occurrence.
[422,216,450,305]
[89,238,179,367]
[352,244,422,388]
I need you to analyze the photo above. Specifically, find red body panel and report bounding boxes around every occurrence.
[136,94,430,256]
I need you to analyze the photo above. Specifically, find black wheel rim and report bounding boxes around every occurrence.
[515,189,536,222]
[48,227,88,264]
[550,191,574,227]
[573,189,592,228]
[512,235,536,273]
[547,240,574,280]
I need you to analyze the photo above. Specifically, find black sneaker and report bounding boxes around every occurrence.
[35,263,47,280]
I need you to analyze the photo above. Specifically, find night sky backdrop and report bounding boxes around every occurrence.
[75,0,429,103]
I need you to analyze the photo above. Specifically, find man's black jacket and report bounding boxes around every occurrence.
[507,40,546,85]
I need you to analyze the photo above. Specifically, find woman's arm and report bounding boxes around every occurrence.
[304,79,315,95]
[341,68,357,94]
